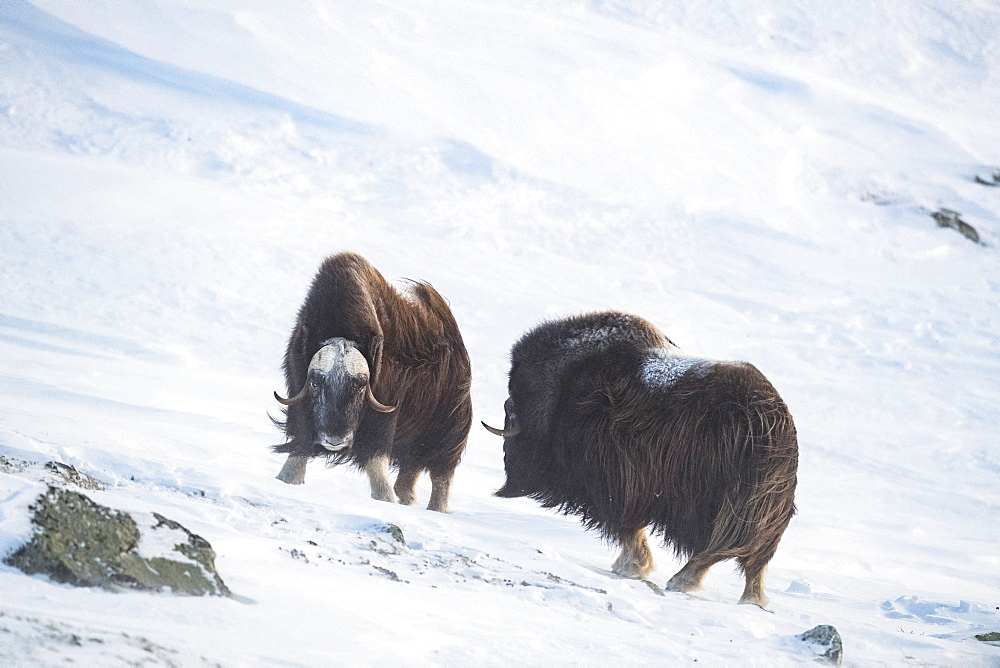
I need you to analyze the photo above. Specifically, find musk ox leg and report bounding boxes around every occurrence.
[426,470,454,514]
[611,528,655,580]
[664,551,726,595]
[364,454,399,504]
[275,455,309,485]
[738,564,769,608]
[735,543,775,608]
[393,464,421,507]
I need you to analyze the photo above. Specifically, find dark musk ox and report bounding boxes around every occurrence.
[482,311,798,607]
[272,252,472,513]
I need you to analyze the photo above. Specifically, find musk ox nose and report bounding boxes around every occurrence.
[318,435,350,452]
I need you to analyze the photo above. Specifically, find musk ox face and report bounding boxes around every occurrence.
[484,397,536,498]
[305,339,370,452]
[275,337,395,455]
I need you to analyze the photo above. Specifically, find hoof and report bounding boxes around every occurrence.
[276,455,308,485]
[664,571,703,594]
[611,563,646,580]
[275,474,305,485]
[426,503,451,514]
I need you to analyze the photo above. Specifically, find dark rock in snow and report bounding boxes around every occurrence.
[796,624,843,665]
[973,168,1000,187]
[3,486,230,596]
[643,580,666,596]
[930,208,981,244]
[976,632,1000,642]
[44,461,104,491]
[0,454,27,475]
[383,523,405,545]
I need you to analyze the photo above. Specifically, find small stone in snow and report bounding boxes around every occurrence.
[796,625,843,666]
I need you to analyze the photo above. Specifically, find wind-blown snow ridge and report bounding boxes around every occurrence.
[3,2,375,135]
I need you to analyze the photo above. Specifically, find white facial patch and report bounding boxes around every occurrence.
[641,349,711,389]
[308,338,370,378]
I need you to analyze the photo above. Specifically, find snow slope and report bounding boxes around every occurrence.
[2,0,999,665]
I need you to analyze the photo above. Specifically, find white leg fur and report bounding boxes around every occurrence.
[275,455,308,485]
[738,566,770,608]
[394,466,421,506]
[611,528,655,579]
[365,454,398,504]
[426,471,453,513]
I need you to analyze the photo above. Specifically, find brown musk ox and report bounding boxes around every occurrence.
[482,311,797,606]
[272,252,472,513]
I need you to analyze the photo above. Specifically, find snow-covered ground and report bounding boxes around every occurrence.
[2,1,999,665]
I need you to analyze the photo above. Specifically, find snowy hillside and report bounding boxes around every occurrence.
[2,0,999,665]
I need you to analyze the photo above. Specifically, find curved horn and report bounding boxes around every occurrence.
[481,421,521,437]
[274,386,308,407]
[366,384,397,413]
[363,335,395,413]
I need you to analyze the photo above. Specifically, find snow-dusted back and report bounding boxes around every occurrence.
[2,1,999,665]
[641,349,710,389]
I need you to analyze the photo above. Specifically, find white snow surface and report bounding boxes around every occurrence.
[2,1,1000,665]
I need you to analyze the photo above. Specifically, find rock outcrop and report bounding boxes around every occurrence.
[3,486,230,597]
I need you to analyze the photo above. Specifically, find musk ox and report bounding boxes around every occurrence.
[272,252,472,513]
[483,311,797,607]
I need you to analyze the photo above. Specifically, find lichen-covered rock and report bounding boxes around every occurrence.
[3,486,230,596]
[796,625,843,666]
[382,523,405,545]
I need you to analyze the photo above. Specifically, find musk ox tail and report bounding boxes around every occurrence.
[702,393,798,577]
[660,373,798,606]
